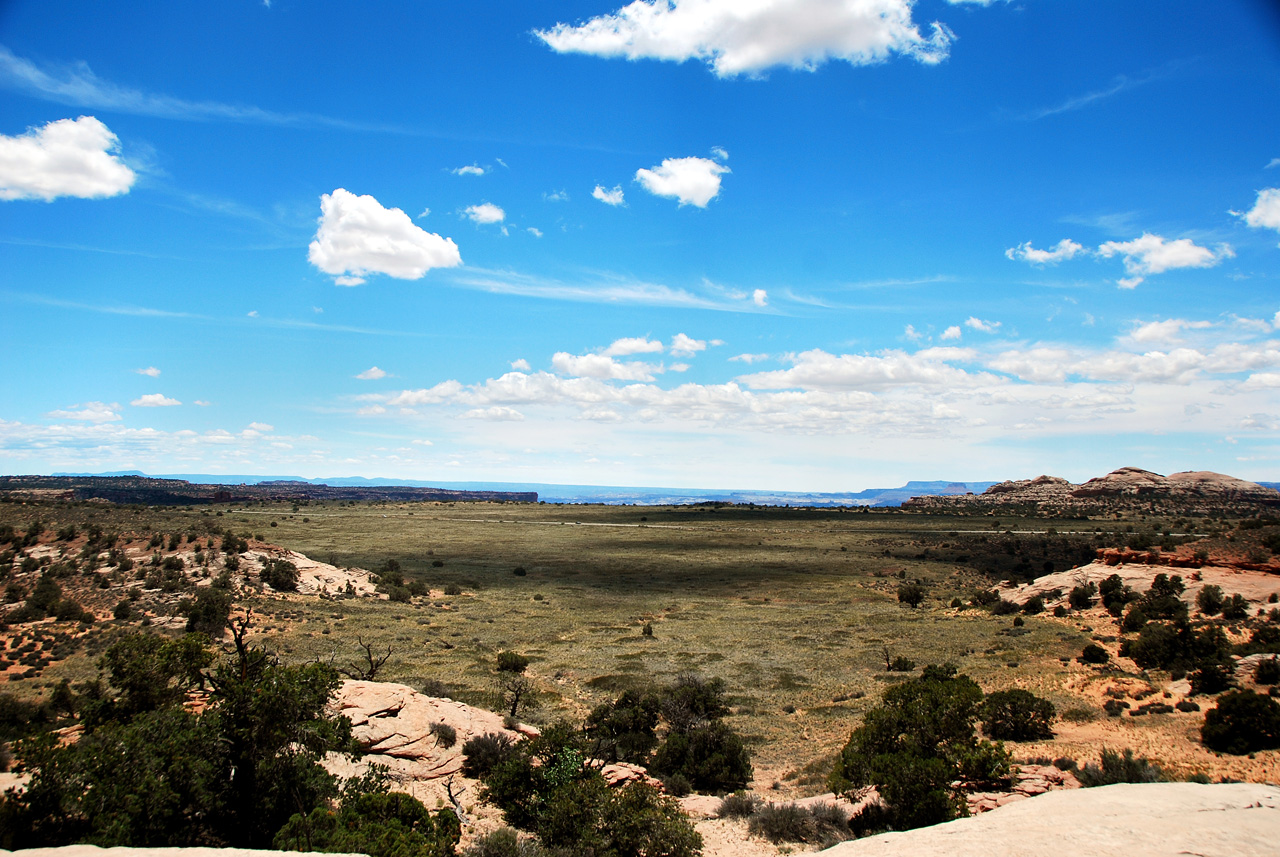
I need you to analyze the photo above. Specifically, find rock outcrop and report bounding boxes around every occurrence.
[326,680,531,784]
[904,467,1280,516]
[818,782,1280,857]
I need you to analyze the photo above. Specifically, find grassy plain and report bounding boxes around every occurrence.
[0,498,1167,792]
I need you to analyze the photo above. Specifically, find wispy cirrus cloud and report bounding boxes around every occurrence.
[0,45,401,132]
[1016,67,1169,121]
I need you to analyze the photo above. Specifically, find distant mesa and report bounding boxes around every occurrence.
[0,474,537,506]
[904,467,1280,516]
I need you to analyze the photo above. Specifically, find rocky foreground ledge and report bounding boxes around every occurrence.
[818,782,1280,857]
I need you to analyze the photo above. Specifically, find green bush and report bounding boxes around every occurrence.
[496,651,530,674]
[650,720,753,794]
[1255,658,1280,686]
[1076,748,1163,786]
[1201,690,1280,754]
[430,722,457,749]
[981,690,1055,741]
[462,828,542,857]
[260,559,299,592]
[829,665,1006,830]
[1221,594,1250,621]
[897,583,926,608]
[584,690,659,765]
[1068,583,1096,610]
[461,732,518,779]
[274,788,459,857]
[0,631,352,850]
[1079,644,1110,664]
[182,588,231,637]
[1196,584,1225,616]
[1021,595,1045,615]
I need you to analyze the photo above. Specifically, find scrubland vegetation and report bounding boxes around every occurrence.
[0,496,1278,853]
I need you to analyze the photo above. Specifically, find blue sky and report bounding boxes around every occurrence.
[1,0,1279,491]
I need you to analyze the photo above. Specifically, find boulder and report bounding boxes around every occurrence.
[818,782,1280,857]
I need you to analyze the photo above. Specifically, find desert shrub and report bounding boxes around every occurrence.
[1176,700,1201,712]
[897,582,925,608]
[950,597,964,608]
[716,792,760,819]
[746,802,847,845]
[1121,604,1148,633]
[377,559,404,588]
[991,599,1019,616]
[971,589,999,607]
[1197,584,1225,616]
[584,690,659,765]
[113,600,132,621]
[1139,574,1188,621]
[274,785,459,857]
[462,827,543,857]
[1012,616,1024,627]
[387,586,411,603]
[480,725,700,856]
[1255,658,1280,686]
[443,583,462,596]
[1079,644,1110,664]
[659,674,730,731]
[981,690,1055,741]
[1068,583,1096,610]
[1189,662,1235,696]
[829,665,1005,830]
[650,720,753,794]
[260,559,299,592]
[1099,574,1135,615]
[461,732,517,779]
[1221,594,1250,621]
[1122,621,1231,679]
[430,722,457,749]
[1200,690,1280,754]
[888,656,915,672]
[182,588,231,637]
[0,630,352,850]
[497,651,530,674]
[1021,595,1045,615]
[1077,748,1164,786]
[660,772,692,797]
[1238,624,1280,655]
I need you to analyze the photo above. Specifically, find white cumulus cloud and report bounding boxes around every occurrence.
[46,401,121,422]
[452,164,486,176]
[1126,319,1213,345]
[131,393,181,407]
[752,289,768,307]
[1005,238,1084,265]
[670,333,707,356]
[941,326,962,341]
[552,352,659,381]
[1238,187,1280,239]
[135,366,161,377]
[0,116,135,201]
[511,358,532,371]
[635,156,728,207]
[308,188,461,285]
[465,202,505,224]
[965,317,1001,333]
[605,337,665,356]
[1097,233,1231,289]
[592,184,625,206]
[356,366,388,380]
[534,0,954,77]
